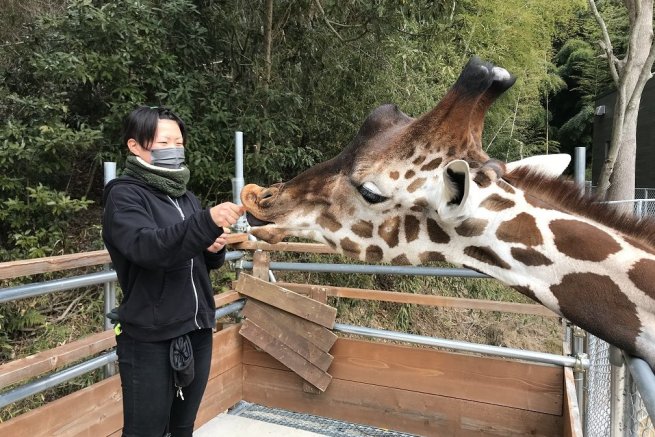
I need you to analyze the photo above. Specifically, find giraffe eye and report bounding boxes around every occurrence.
[358,182,389,204]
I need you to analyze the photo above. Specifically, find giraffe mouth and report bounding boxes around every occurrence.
[245,212,273,227]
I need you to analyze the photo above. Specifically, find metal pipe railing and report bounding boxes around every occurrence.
[240,261,489,278]
[0,351,117,409]
[624,353,655,420]
[334,323,589,369]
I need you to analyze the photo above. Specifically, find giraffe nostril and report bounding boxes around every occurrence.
[260,188,277,200]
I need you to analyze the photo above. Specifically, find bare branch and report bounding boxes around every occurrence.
[588,0,620,86]
[313,0,344,42]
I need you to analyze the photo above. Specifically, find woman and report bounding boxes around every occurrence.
[102,106,244,437]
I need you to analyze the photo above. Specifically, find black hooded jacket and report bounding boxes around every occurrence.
[102,176,225,342]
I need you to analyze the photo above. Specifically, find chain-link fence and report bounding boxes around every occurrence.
[583,334,655,437]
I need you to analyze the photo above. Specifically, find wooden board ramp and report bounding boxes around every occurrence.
[235,273,337,392]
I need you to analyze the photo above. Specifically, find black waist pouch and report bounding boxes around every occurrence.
[170,334,194,398]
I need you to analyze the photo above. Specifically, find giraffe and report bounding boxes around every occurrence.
[240,56,655,369]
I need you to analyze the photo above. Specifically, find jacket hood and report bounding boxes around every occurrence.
[102,176,155,206]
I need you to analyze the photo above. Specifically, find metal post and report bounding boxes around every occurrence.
[231,131,247,232]
[609,345,627,437]
[574,147,586,191]
[103,162,117,377]
[572,325,587,415]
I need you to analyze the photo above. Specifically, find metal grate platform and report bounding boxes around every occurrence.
[228,401,418,437]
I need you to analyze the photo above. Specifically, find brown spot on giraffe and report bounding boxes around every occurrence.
[473,170,494,188]
[419,251,446,263]
[379,216,400,248]
[511,247,553,266]
[404,215,420,242]
[324,237,337,249]
[404,170,416,179]
[551,273,640,353]
[512,285,540,304]
[414,198,428,207]
[340,237,361,257]
[410,206,423,212]
[365,245,384,262]
[389,171,400,180]
[412,155,426,165]
[352,220,373,238]
[455,218,488,237]
[550,219,621,261]
[407,177,427,193]
[628,259,655,300]
[427,218,450,244]
[391,254,411,265]
[498,180,515,194]
[421,157,442,171]
[317,212,342,232]
[480,194,515,211]
[496,213,543,247]
[464,246,511,269]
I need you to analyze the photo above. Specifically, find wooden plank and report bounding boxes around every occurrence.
[213,290,241,309]
[562,366,584,437]
[239,319,332,391]
[278,282,558,317]
[0,250,111,280]
[244,337,563,416]
[330,338,563,416]
[241,300,336,353]
[0,375,123,437]
[232,241,335,254]
[243,365,563,437]
[0,234,247,281]
[208,324,243,379]
[0,330,116,390]
[251,251,271,280]
[195,365,243,430]
[242,300,334,371]
[236,274,336,328]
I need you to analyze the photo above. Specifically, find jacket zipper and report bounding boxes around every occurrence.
[168,196,201,329]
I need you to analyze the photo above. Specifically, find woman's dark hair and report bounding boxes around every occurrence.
[121,106,187,150]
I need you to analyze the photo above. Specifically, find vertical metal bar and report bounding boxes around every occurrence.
[574,147,586,191]
[103,162,117,377]
[609,345,626,437]
[572,325,586,418]
[232,131,247,232]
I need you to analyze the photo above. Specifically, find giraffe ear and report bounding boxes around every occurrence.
[506,154,571,177]
[435,159,475,221]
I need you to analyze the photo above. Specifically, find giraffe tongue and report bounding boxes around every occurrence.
[246,212,273,227]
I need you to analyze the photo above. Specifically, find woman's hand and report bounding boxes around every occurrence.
[207,228,231,253]
[210,202,245,228]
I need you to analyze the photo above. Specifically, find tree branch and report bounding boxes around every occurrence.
[313,0,344,42]
[588,0,620,86]
[629,37,655,109]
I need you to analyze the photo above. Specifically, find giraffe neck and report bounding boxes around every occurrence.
[447,181,655,365]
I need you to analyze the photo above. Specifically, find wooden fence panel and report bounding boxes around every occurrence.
[243,365,563,436]
[0,326,243,437]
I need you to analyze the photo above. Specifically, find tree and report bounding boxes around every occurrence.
[589,0,655,201]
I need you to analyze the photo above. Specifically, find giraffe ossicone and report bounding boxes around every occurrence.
[241,56,655,370]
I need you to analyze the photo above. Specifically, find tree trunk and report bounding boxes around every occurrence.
[591,0,655,203]
[263,0,273,88]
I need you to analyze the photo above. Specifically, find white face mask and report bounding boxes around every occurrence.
[150,147,185,168]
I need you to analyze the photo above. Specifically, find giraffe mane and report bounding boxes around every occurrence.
[503,166,655,250]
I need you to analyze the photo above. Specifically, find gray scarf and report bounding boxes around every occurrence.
[123,155,190,197]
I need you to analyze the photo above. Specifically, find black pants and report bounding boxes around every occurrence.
[116,328,213,437]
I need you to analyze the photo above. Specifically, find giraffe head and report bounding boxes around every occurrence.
[241,57,561,263]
